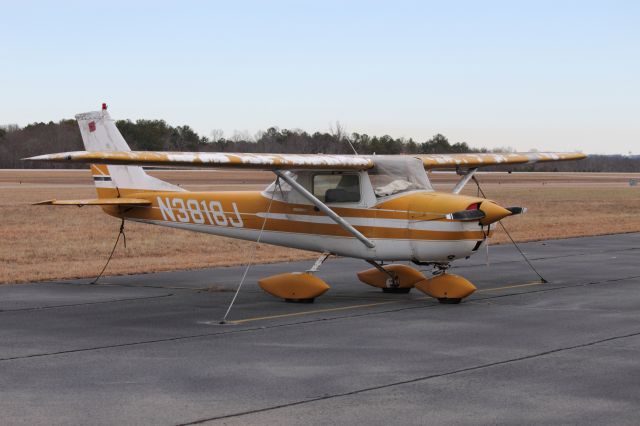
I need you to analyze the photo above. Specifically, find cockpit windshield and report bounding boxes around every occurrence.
[263,171,295,200]
[262,157,432,203]
[368,156,433,197]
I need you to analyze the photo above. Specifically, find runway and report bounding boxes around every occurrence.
[1,233,639,425]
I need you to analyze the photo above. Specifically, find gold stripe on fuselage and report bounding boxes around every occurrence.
[98,189,487,241]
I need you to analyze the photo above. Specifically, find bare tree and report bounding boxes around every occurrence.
[231,130,251,143]
[209,129,224,142]
[330,121,357,154]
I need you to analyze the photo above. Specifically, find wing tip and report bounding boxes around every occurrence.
[23,154,50,161]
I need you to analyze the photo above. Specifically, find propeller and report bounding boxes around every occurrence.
[447,209,485,221]
[505,206,527,215]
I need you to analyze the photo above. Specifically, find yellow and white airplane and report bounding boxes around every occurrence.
[27,105,586,304]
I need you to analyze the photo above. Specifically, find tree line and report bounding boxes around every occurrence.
[1,118,638,171]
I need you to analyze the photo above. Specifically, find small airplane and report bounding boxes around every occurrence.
[26,104,586,304]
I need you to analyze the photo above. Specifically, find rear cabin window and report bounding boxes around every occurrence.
[313,174,360,203]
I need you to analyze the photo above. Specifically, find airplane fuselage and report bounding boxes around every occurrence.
[105,189,489,263]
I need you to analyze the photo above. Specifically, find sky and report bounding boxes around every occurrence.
[1,0,638,154]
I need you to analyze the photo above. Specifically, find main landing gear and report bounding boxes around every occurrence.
[258,252,331,303]
[357,261,477,304]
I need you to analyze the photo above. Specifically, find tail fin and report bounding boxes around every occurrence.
[77,104,184,196]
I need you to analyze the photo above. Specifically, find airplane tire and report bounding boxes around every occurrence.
[382,287,412,294]
[285,298,315,303]
[437,297,462,304]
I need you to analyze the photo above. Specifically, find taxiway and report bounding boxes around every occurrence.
[1,233,639,425]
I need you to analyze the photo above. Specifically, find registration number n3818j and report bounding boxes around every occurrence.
[157,197,243,227]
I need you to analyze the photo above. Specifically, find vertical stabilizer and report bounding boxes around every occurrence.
[76,104,184,195]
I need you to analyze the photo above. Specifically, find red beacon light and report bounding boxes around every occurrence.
[466,202,480,210]
[102,103,107,110]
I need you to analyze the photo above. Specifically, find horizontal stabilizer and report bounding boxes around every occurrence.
[34,198,151,207]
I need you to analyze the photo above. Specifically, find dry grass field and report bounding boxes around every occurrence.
[1,170,639,284]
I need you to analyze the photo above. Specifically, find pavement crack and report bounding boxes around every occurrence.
[51,281,213,291]
[0,293,174,313]
[177,329,640,425]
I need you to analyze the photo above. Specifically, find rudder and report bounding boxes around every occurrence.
[77,104,184,196]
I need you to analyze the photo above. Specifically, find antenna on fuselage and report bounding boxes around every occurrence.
[346,139,359,155]
[331,121,359,155]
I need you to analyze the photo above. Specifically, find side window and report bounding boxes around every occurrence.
[313,174,360,203]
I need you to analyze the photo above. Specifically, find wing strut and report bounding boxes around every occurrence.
[452,168,478,194]
[274,170,376,249]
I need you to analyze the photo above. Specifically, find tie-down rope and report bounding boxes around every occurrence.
[219,176,280,323]
[91,218,126,284]
[472,175,548,283]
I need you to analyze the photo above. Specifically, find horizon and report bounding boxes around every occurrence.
[1,110,637,156]
[1,1,638,155]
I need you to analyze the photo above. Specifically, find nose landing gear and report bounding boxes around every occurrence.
[415,273,476,303]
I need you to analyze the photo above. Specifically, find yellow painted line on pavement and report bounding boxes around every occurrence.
[228,300,398,324]
[476,281,543,293]
[228,281,545,324]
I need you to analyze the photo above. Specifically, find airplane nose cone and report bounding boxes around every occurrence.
[479,201,512,226]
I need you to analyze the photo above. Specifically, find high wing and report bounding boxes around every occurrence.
[26,151,374,170]
[25,151,585,170]
[416,152,586,169]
